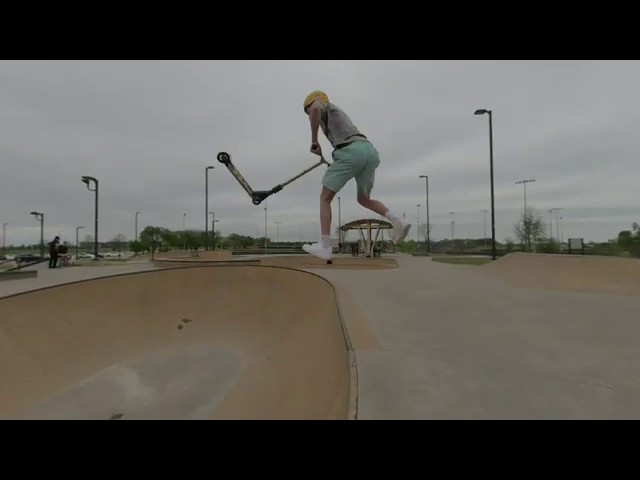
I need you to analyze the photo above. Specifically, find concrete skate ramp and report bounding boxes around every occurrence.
[481,253,640,296]
[0,266,354,420]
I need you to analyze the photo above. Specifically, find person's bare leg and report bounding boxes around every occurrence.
[302,186,336,260]
[357,190,411,243]
[357,190,389,216]
[320,186,335,236]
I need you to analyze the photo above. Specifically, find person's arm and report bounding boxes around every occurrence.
[308,101,323,155]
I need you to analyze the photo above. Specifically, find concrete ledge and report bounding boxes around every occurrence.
[0,271,38,282]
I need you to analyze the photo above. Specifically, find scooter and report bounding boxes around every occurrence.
[217,151,331,206]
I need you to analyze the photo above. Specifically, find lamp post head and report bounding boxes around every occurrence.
[81,175,98,191]
[419,175,428,179]
[474,109,490,115]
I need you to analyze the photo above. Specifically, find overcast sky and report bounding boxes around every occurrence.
[1,60,638,247]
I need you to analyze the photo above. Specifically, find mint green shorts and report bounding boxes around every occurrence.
[322,140,380,196]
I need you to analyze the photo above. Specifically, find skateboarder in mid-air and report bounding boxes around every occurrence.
[301,90,411,260]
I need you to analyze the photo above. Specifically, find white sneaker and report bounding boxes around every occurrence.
[392,221,411,244]
[302,242,332,260]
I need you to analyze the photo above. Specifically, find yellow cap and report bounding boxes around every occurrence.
[303,90,329,112]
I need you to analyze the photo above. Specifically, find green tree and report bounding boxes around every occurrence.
[255,237,271,248]
[129,240,149,254]
[210,230,222,250]
[184,231,202,250]
[514,209,547,251]
[618,230,633,248]
[504,236,515,252]
[618,222,640,257]
[140,226,168,257]
[226,233,255,250]
[111,233,127,253]
[162,230,180,249]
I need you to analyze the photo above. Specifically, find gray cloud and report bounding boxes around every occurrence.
[1,60,638,248]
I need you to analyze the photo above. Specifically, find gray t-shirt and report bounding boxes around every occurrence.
[319,102,368,149]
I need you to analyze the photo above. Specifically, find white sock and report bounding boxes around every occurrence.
[385,209,402,224]
[320,235,331,248]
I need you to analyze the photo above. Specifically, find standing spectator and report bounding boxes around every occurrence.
[48,236,60,268]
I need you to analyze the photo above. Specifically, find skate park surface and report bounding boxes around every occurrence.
[1,252,639,420]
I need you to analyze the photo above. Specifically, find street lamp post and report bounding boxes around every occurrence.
[449,211,456,241]
[474,108,496,260]
[135,211,140,242]
[75,226,84,258]
[264,199,268,253]
[30,211,44,257]
[2,222,7,256]
[419,175,430,253]
[515,179,535,219]
[550,207,562,243]
[209,212,218,249]
[81,176,99,258]
[416,204,421,244]
[205,165,214,250]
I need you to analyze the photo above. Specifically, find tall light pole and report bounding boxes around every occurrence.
[81,176,99,258]
[30,211,44,257]
[557,211,562,244]
[416,204,421,244]
[75,226,84,258]
[550,207,562,243]
[182,213,187,250]
[135,211,141,242]
[205,165,214,250]
[209,212,218,249]
[474,108,496,260]
[419,175,430,253]
[515,179,535,219]
[449,211,456,241]
[264,199,268,253]
[2,222,7,256]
